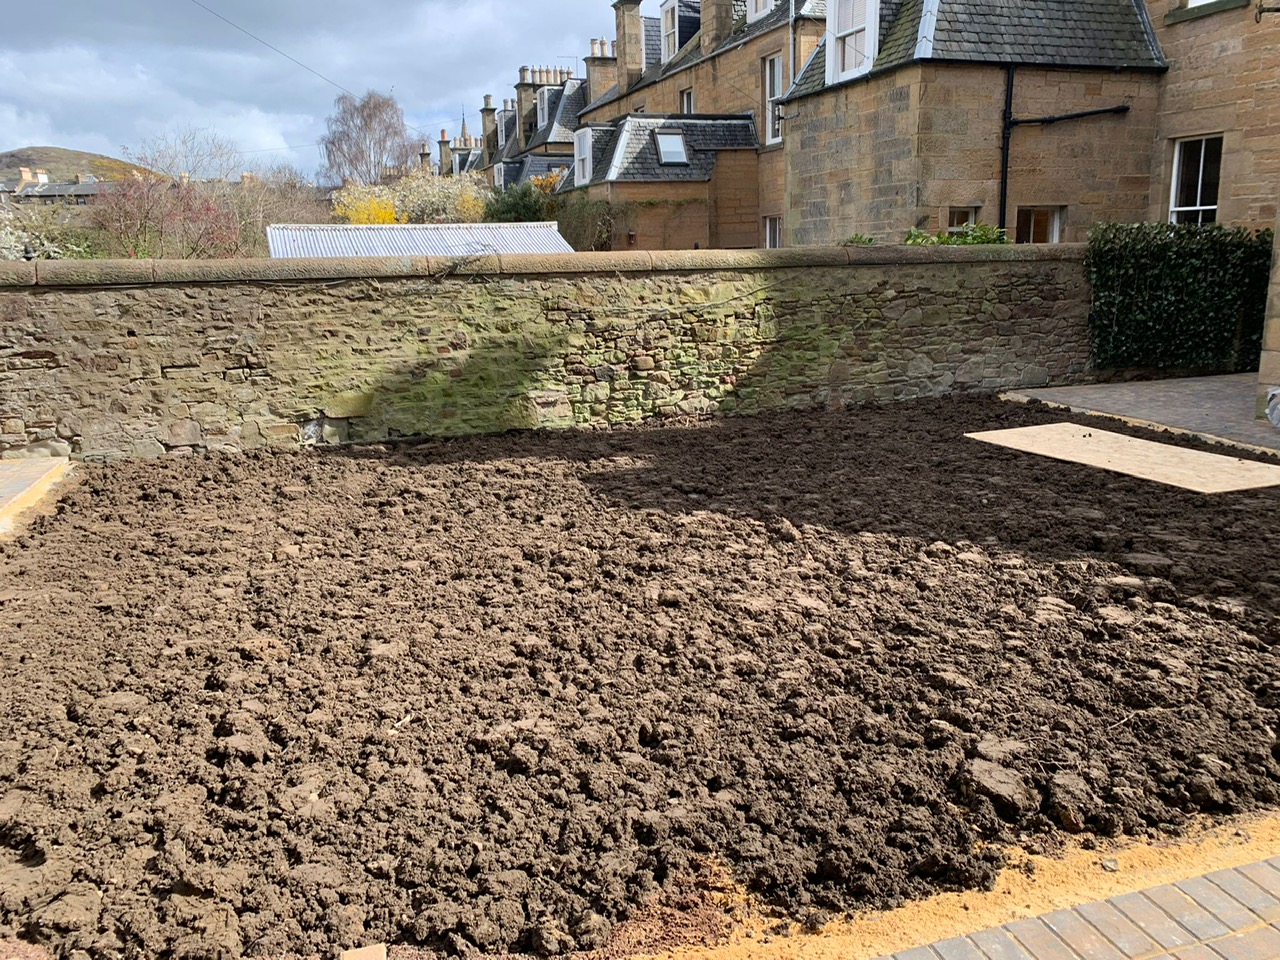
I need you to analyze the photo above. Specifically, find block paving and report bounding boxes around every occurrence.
[876,857,1280,960]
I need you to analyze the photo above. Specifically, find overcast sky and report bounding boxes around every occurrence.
[0,0,639,178]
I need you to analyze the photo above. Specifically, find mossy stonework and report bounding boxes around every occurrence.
[0,248,1092,460]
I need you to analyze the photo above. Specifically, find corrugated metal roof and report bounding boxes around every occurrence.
[267,222,574,258]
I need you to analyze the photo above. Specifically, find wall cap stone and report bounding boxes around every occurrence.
[0,261,37,287]
[10,244,1087,289]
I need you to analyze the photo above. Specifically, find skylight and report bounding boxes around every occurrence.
[654,131,688,165]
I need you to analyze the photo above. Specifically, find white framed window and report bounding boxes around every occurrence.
[947,206,979,233]
[537,87,554,130]
[1015,206,1063,243]
[574,128,593,185]
[827,0,879,84]
[497,114,507,148]
[661,0,678,61]
[763,54,784,144]
[1169,135,1223,224]
[655,131,688,164]
[764,215,783,248]
[680,88,695,113]
[748,0,777,22]
[494,165,505,190]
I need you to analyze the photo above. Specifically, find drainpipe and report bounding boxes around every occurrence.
[789,0,796,86]
[999,66,1015,232]
[999,65,1132,233]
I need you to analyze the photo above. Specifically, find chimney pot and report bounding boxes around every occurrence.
[519,66,531,84]
[483,93,494,109]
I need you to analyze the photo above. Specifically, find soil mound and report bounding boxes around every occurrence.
[2,398,1279,957]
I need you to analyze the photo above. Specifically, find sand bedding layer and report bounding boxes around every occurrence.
[2,397,1280,958]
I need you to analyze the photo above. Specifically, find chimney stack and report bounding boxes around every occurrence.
[515,66,538,151]
[438,129,453,176]
[613,0,644,94]
[480,94,497,166]
[419,141,432,168]
[701,0,734,54]
[584,37,619,107]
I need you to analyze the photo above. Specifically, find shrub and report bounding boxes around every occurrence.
[555,194,633,252]
[1086,222,1274,372]
[905,223,1010,245]
[841,233,876,246]
[484,183,551,223]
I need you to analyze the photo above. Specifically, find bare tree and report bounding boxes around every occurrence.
[320,90,414,186]
[127,125,244,182]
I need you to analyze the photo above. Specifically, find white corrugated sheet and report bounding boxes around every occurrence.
[267,222,574,258]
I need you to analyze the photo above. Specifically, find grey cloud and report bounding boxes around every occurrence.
[0,0,631,177]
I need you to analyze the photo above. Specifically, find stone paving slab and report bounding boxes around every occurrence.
[1007,373,1280,454]
[876,857,1280,960]
[0,458,71,537]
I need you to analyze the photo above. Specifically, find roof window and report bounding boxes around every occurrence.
[654,130,689,165]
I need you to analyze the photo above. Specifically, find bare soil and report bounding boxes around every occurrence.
[2,397,1280,959]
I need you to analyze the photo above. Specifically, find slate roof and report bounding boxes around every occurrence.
[644,16,662,67]
[267,222,574,258]
[785,0,1165,102]
[498,154,573,190]
[566,115,757,190]
[453,148,485,174]
[582,1,825,116]
[527,79,588,150]
[14,181,112,200]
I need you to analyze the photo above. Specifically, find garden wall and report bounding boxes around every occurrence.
[0,246,1092,461]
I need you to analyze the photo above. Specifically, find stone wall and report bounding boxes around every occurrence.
[0,246,1092,461]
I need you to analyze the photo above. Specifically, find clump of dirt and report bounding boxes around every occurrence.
[2,397,1279,958]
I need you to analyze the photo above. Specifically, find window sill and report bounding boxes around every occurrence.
[1165,0,1249,25]
[759,141,784,153]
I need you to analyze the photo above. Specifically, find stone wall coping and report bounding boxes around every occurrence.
[6,244,1086,289]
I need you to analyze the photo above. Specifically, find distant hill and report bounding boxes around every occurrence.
[0,146,145,183]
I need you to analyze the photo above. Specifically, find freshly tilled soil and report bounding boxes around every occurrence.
[2,397,1280,959]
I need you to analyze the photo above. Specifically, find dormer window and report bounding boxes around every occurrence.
[747,0,776,22]
[497,115,507,148]
[654,130,688,165]
[661,0,678,62]
[537,87,554,129]
[827,0,880,84]
[574,128,593,185]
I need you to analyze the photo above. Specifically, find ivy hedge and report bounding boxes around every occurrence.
[1086,222,1274,372]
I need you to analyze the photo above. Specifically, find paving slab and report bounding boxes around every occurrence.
[1007,373,1280,454]
[877,856,1280,960]
[966,423,1280,493]
[0,459,71,537]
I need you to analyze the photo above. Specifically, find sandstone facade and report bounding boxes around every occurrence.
[1145,0,1280,230]
[786,64,1164,246]
[0,249,1092,461]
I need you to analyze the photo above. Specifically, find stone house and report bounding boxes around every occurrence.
[441,0,1277,250]
[778,0,1169,245]
[563,0,828,249]
[1143,0,1279,230]
[564,113,760,248]
[777,0,1278,246]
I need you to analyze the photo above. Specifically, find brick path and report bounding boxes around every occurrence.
[876,858,1280,960]
[1009,373,1280,454]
